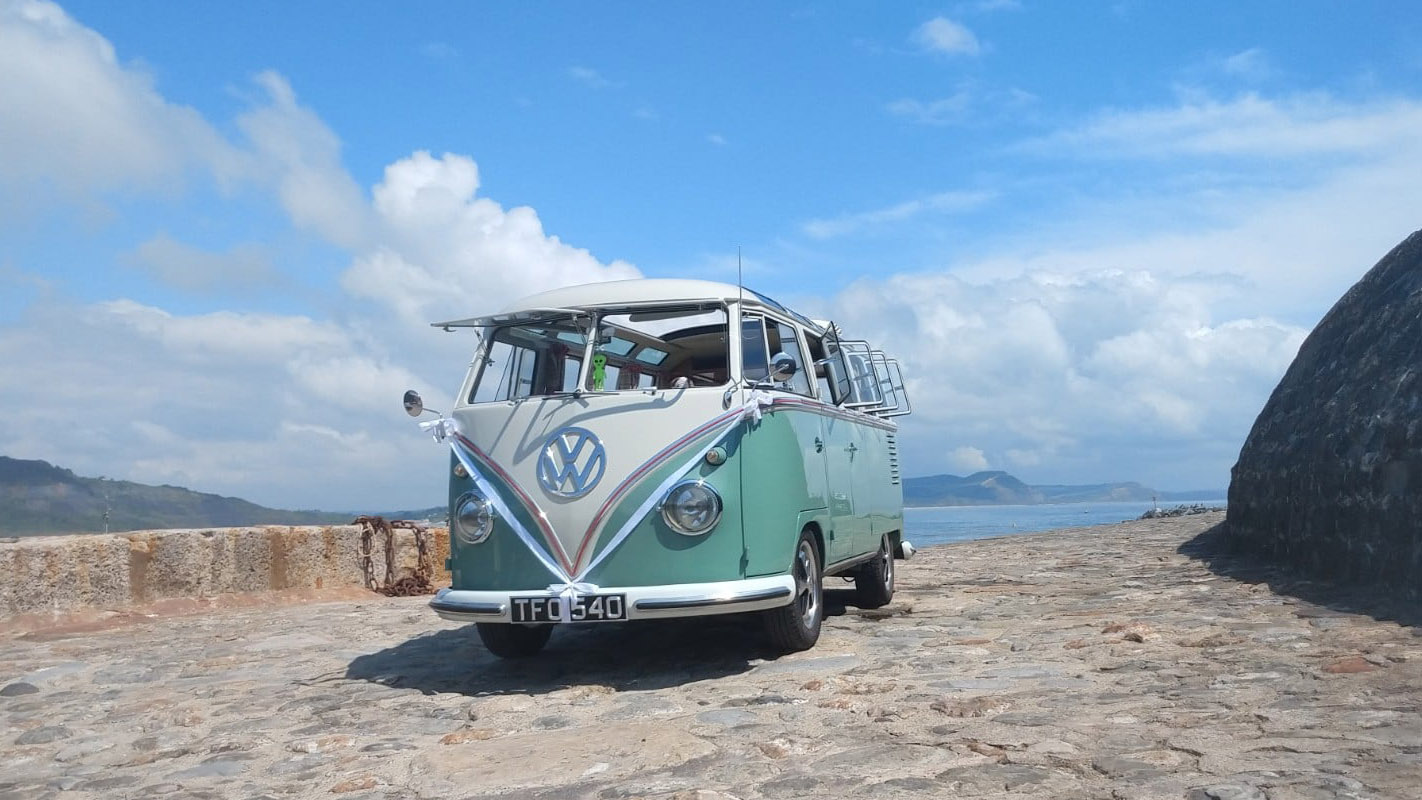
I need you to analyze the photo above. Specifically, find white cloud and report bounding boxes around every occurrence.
[813,91,1422,489]
[1024,92,1422,160]
[947,446,990,473]
[802,190,994,239]
[1217,48,1273,81]
[0,294,439,509]
[913,17,982,56]
[235,71,373,250]
[887,92,973,125]
[341,150,641,328]
[0,6,645,510]
[569,65,618,89]
[707,133,728,146]
[0,4,374,248]
[122,234,279,292]
[888,84,1035,126]
[960,94,1422,323]
[0,0,241,207]
[822,269,1307,489]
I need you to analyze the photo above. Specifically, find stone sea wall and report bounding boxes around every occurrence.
[0,525,450,617]
[1227,228,1422,599]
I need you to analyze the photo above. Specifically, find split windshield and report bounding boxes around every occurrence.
[468,305,729,403]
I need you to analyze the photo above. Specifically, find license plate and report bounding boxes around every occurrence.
[510,593,627,623]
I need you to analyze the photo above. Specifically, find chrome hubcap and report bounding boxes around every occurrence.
[793,541,820,629]
[881,537,894,591]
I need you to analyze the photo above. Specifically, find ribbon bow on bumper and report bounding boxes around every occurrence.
[545,582,602,622]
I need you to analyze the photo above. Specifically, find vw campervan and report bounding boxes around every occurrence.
[405,279,913,657]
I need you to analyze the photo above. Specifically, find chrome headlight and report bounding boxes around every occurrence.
[453,492,494,545]
[660,480,722,536]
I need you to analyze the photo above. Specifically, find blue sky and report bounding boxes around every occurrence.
[2,1,1420,509]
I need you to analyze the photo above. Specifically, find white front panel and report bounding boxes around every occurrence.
[453,387,736,573]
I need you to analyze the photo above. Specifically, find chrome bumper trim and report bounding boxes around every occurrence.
[429,575,796,623]
[428,596,505,617]
[633,586,791,611]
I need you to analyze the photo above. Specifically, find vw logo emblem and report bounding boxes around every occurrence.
[536,427,607,498]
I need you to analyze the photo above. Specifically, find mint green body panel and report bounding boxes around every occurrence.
[580,436,745,587]
[446,454,563,590]
[847,424,904,553]
[740,406,832,575]
[819,411,870,560]
[863,427,905,549]
[795,509,833,564]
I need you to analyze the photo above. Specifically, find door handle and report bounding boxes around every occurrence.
[845,443,858,455]
[814,437,824,452]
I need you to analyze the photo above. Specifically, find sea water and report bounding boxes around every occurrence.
[904,500,1227,548]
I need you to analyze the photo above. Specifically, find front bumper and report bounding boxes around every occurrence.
[429,575,796,623]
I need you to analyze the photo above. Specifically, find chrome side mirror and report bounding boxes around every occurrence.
[769,352,798,384]
[402,389,425,417]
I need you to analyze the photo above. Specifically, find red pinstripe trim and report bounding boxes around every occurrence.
[768,397,899,431]
[453,432,575,574]
[571,406,746,571]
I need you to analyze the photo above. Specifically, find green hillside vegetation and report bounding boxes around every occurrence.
[0,456,352,536]
[904,471,1045,506]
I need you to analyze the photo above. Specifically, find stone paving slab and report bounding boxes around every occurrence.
[2,513,1421,799]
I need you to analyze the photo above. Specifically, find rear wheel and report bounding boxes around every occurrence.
[476,622,552,658]
[854,534,895,608]
[763,531,823,652]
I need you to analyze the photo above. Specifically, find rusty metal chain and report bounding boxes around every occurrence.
[353,516,434,596]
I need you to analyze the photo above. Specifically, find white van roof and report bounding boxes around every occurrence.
[433,278,821,332]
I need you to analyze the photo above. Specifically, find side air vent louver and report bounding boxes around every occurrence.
[887,432,900,485]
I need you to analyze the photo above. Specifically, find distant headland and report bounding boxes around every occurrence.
[2,455,1222,536]
[902,470,1222,508]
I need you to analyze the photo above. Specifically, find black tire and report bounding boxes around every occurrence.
[854,534,895,609]
[763,531,823,653]
[476,622,552,658]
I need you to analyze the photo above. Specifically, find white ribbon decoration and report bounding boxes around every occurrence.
[437,418,573,587]
[745,388,774,422]
[426,387,779,622]
[545,581,600,622]
[419,417,460,442]
[575,393,769,579]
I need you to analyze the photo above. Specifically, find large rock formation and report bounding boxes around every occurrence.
[1227,229,1422,598]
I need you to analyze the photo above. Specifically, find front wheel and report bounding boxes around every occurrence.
[854,534,895,608]
[763,531,823,653]
[476,622,552,658]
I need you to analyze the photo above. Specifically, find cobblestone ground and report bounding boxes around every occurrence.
[3,513,1421,800]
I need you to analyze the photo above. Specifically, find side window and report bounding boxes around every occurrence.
[806,331,852,405]
[822,327,854,405]
[741,316,769,383]
[470,338,532,403]
[767,320,814,396]
[805,334,832,402]
[882,358,912,417]
[837,340,885,407]
[868,351,902,413]
[591,307,729,391]
[468,324,586,403]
